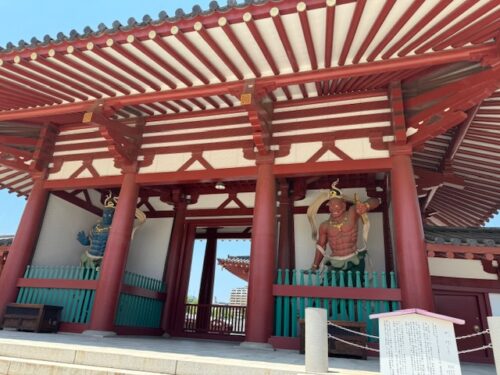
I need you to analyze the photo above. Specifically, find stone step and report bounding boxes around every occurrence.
[0,355,164,375]
[0,337,318,375]
[0,339,176,374]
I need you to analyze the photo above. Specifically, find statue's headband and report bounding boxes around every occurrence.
[328,180,343,200]
[104,192,117,208]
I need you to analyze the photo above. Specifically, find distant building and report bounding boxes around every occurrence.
[229,286,248,306]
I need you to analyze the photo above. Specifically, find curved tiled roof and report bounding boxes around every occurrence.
[0,0,497,228]
[424,225,500,247]
[0,235,14,246]
[0,0,270,53]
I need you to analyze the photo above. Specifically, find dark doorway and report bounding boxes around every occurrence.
[434,291,492,363]
[174,218,252,340]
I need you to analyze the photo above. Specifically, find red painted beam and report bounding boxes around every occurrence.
[273,158,392,177]
[273,285,401,301]
[121,284,166,301]
[17,278,98,289]
[44,175,123,190]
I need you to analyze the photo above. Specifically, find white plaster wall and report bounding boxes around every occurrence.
[125,218,173,280]
[489,294,500,316]
[32,194,99,266]
[428,258,498,280]
[293,212,385,273]
[139,149,254,174]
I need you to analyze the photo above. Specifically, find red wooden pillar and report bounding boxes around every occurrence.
[197,228,217,330]
[0,177,49,320]
[390,146,434,311]
[277,181,294,270]
[161,197,188,334]
[87,171,139,332]
[245,155,276,344]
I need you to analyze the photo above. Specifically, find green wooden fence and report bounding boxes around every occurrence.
[114,271,165,328]
[17,266,166,328]
[274,269,400,340]
[17,265,99,324]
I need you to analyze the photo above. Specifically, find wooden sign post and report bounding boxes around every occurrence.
[371,308,464,375]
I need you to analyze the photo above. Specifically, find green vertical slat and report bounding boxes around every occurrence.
[57,267,69,321]
[24,265,35,304]
[321,270,329,316]
[339,271,347,320]
[139,276,149,322]
[29,266,41,303]
[131,274,143,324]
[283,269,290,337]
[331,270,338,320]
[306,272,313,308]
[364,271,373,339]
[381,272,390,313]
[299,271,305,321]
[115,294,124,325]
[81,268,96,323]
[75,267,89,323]
[291,270,297,338]
[17,265,31,303]
[372,272,380,338]
[275,269,283,336]
[390,271,400,311]
[67,266,80,322]
[347,271,354,321]
[37,267,49,304]
[355,271,363,323]
[372,272,380,314]
[314,272,321,307]
[69,267,84,323]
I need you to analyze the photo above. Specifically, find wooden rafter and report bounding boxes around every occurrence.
[438,103,481,172]
[0,135,37,147]
[0,144,32,172]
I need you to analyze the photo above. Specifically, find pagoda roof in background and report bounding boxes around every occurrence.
[0,236,14,247]
[425,225,500,247]
[0,0,498,227]
[218,255,250,281]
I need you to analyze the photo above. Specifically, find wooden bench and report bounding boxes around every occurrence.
[2,303,62,333]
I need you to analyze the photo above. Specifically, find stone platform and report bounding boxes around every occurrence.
[0,330,495,374]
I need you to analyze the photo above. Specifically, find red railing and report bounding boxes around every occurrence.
[184,303,246,336]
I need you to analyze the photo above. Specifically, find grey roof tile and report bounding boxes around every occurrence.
[424,225,500,247]
[0,0,266,53]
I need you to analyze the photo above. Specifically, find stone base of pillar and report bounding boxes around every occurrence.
[240,341,275,351]
[82,330,117,337]
[162,332,171,338]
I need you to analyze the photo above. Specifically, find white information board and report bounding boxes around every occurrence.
[379,314,461,375]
